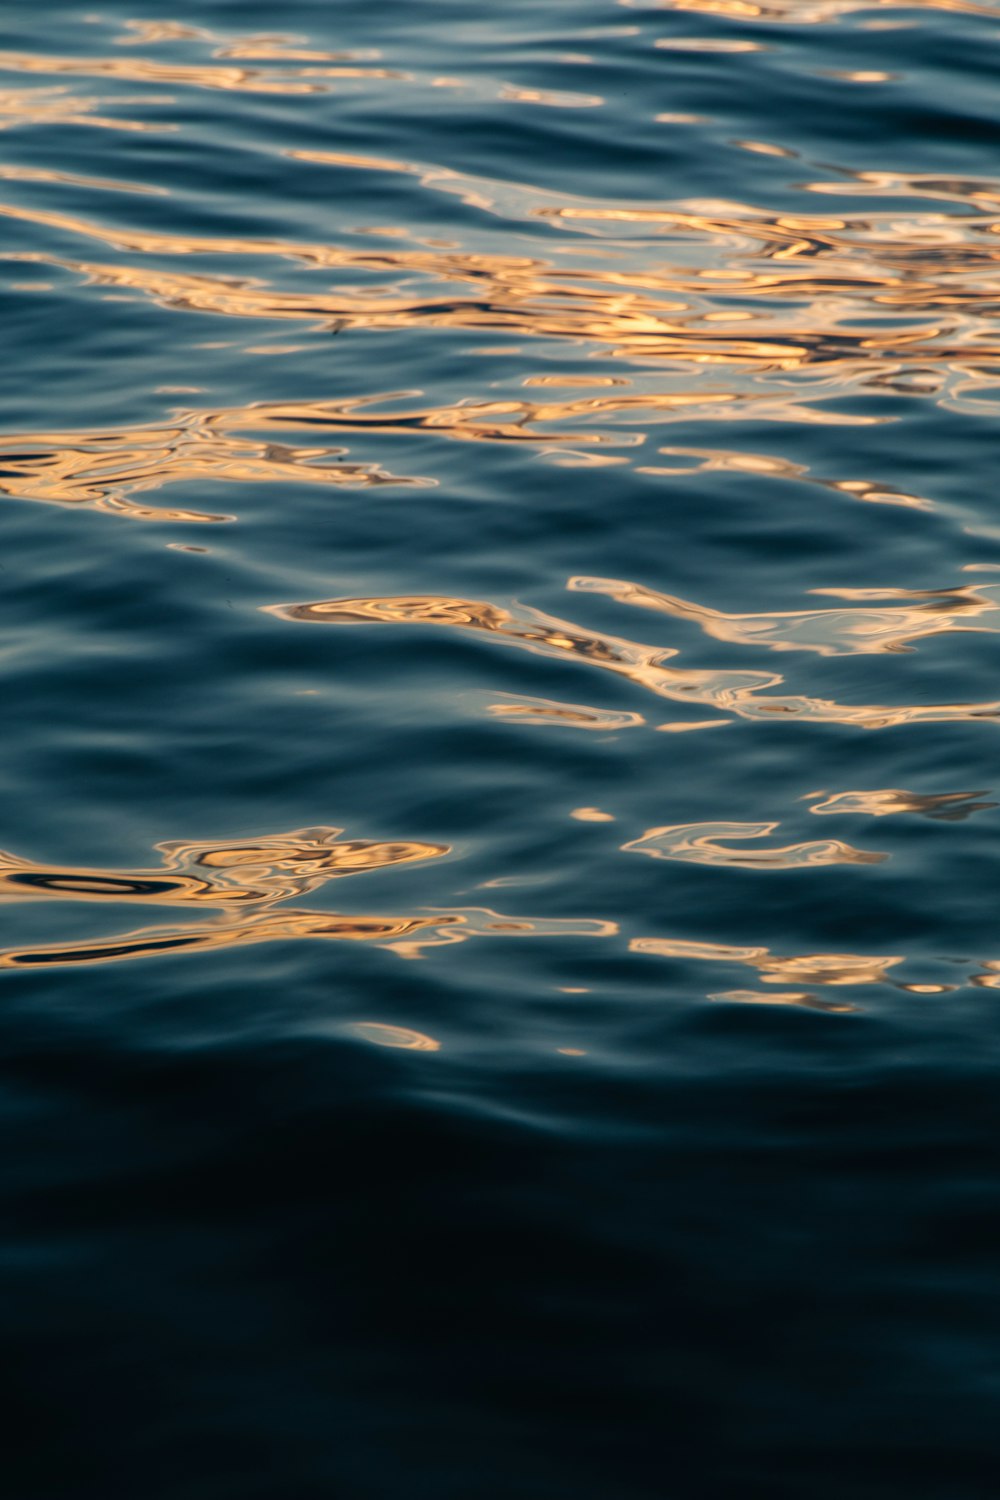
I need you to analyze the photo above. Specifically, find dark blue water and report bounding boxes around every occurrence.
[3,3,1000,1495]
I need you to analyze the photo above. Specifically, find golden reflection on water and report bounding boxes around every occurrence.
[0,827,450,909]
[8,384,907,521]
[570,577,1000,656]
[346,1022,441,1051]
[3,9,998,1009]
[0,163,167,195]
[821,69,898,82]
[0,49,405,95]
[708,989,858,1013]
[655,36,768,50]
[0,824,975,1003]
[6,884,956,1007]
[267,590,1000,730]
[646,448,932,511]
[0,405,432,521]
[112,18,380,64]
[624,0,998,19]
[498,83,604,108]
[805,788,996,819]
[622,820,886,868]
[2,136,998,417]
[486,695,645,730]
[0,827,618,970]
[0,85,176,133]
[0,904,617,971]
[630,936,904,988]
[655,719,732,733]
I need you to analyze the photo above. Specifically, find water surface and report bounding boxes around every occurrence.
[3,3,1000,1495]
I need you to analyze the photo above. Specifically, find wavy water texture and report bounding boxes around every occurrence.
[0,49,406,96]
[706,990,860,1013]
[486,694,646,729]
[6,6,1000,1494]
[621,820,887,867]
[805,788,996,818]
[643,445,934,509]
[266,591,1000,729]
[0,827,450,909]
[3,387,900,525]
[571,577,1000,655]
[0,404,434,520]
[346,1022,442,1050]
[626,0,999,21]
[0,84,177,132]
[630,935,906,987]
[0,827,619,969]
[1,151,998,414]
[0,833,970,999]
[0,904,617,971]
[2,1,997,984]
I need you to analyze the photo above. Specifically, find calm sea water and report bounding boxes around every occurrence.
[3,2,1000,1494]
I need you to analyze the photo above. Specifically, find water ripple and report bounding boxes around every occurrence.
[6,1,1000,1488]
[265,590,1000,729]
[621,820,887,867]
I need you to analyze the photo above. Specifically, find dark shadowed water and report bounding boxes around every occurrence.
[3,2,1000,1495]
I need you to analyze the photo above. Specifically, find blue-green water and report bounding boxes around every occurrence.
[3,3,1000,1495]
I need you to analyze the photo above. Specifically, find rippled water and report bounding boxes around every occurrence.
[4,3,1000,1495]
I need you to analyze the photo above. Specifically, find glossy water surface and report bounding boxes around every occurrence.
[3,3,1000,1495]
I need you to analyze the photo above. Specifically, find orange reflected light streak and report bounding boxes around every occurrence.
[486,694,644,729]
[630,936,904,987]
[0,403,434,520]
[0,85,176,132]
[0,829,616,971]
[0,827,450,910]
[570,576,1000,656]
[708,989,858,1013]
[2,167,997,411]
[0,49,407,95]
[621,820,886,868]
[621,0,999,23]
[806,788,996,819]
[0,389,946,527]
[0,905,618,971]
[346,1022,441,1050]
[265,592,1000,731]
